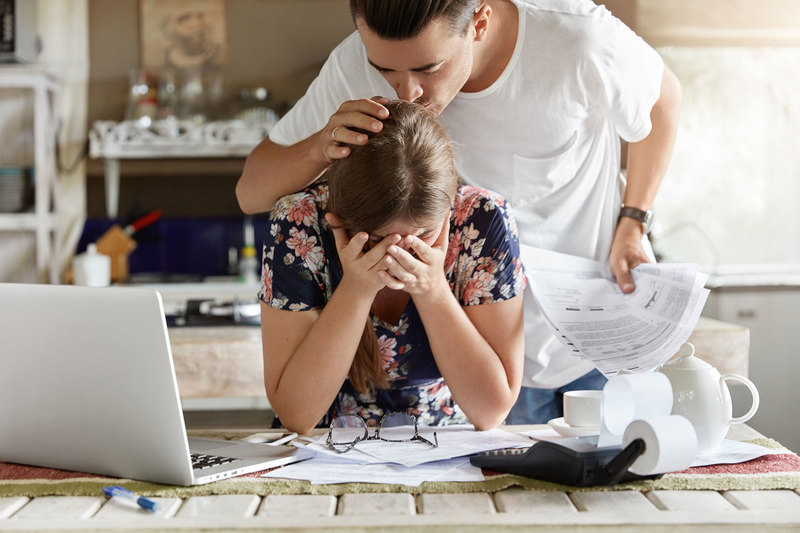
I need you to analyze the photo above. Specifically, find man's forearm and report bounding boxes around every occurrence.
[609,65,681,291]
[236,136,328,214]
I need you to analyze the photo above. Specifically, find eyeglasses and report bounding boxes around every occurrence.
[326,411,439,454]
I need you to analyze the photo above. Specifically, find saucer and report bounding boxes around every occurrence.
[547,417,600,438]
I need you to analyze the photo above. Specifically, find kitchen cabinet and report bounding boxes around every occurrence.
[0,66,61,283]
[705,270,800,454]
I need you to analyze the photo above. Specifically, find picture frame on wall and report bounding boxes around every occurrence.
[139,0,227,69]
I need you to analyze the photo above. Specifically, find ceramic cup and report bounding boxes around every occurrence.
[563,390,603,428]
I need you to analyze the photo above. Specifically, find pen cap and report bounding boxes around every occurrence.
[136,496,161,512]
[102,486,122,497]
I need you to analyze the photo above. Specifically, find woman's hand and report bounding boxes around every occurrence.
[382,218,450,296]
[325,213,399,296]
[319,97,389,163]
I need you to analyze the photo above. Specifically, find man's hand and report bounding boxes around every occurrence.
[383,218,450,297]
[325,213,398,297]
[609,216,652,293]
[319,97,390,163]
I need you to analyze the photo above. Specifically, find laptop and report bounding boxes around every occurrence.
[0,283,312,486]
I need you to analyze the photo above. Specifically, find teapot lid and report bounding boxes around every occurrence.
[662,343,712,371]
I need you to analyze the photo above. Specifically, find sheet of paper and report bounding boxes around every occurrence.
[298,425,531,467]
[261,456,484,486]
[520,426,564,441]
[520,430,779,468]
[691,439,780,467]
[520,246,710,375]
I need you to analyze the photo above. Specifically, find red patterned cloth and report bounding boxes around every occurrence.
[2,451,799,482]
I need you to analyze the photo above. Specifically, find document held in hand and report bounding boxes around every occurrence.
[520,246,710,375]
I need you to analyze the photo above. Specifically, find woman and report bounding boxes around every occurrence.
[259,100,525,433]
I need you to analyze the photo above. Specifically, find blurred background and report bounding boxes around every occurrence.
[0,0,798,443]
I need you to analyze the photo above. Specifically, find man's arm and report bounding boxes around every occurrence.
[236,136,327,215]
[609,64,682,292]
[235,98,389,214]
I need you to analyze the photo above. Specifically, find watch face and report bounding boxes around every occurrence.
[643,211,653,232]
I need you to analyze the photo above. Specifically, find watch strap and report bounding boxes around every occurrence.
[619,205,653,233]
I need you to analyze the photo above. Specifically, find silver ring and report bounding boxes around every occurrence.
[331,126,340,141]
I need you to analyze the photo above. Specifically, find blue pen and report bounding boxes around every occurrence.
[102,486,161,512]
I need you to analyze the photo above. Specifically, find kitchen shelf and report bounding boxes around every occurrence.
[89,118,274,218]
[0,212,57,231]
[0,66,61,283]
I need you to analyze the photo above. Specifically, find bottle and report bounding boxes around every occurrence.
[238,244,259,285]
[73,244,111,287]
[237,216,259,284]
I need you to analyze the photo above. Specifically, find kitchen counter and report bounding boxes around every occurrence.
[706,264,800,290]
[170,326,264,400]
[1,424,797,531]
[169,317,751,403]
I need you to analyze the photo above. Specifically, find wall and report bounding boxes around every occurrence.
[624,0,800,266]
[629,0,800,450]
[86,0,354,218]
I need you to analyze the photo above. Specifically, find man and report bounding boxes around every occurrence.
[235,0,681,423]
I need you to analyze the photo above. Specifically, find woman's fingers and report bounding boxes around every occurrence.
[385,244,419,278]
[324,213,366,261]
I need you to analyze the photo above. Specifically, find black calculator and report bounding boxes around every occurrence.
[470,437,655,487]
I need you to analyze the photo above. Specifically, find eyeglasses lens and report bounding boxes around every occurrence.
[329,414,366,444]
[379,412,417,442]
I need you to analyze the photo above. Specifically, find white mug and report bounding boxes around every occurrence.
[563,390,603,428]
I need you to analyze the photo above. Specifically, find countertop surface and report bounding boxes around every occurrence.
[1,425,798,532]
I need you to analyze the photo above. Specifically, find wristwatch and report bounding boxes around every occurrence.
[618,205,654,234]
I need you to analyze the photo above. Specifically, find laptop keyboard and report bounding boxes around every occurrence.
[191,452,237,471]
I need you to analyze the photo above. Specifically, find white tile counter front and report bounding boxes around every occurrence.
[169,326,264,400]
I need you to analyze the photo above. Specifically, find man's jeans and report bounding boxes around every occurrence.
[505,369,608,424]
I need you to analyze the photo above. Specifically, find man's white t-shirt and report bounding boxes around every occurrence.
[269,0,664,388]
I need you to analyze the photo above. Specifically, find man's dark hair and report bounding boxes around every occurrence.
[349,0,480,40]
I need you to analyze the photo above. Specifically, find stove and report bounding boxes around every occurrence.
[121,279,262,327]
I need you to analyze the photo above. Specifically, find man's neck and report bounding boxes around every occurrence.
[462,0,519,93]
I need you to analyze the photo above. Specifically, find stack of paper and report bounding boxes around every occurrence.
[521,247,709,375]
[261,425,531,486]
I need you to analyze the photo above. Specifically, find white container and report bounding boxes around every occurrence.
[73,244,111,287]
[657,343,759,453]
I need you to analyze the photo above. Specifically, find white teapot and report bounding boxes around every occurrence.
[656,343,759,453]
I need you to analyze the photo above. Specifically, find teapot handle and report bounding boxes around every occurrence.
[721,374,760,424]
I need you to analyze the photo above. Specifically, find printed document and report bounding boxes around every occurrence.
[260,425,532,485]
[520,247,709,375]
[296,425,531,467]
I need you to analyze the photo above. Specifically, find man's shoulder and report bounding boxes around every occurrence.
[515,0,639,69]
[518,0,623,42]
[328,30,367,62]
[517,0,614,21]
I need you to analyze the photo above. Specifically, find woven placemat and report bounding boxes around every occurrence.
[0,439,800,498]
[2,438,798,498]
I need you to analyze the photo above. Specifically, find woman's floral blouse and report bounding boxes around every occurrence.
[259,183,525,427]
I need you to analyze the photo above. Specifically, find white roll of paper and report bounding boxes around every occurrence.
[622,415,698,476]
[598,372,674,447]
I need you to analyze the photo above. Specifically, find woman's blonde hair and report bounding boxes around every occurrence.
[325,100,458,394]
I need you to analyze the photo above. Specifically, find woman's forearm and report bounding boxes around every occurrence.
[264,281,374,433]
[413,287,525,430]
